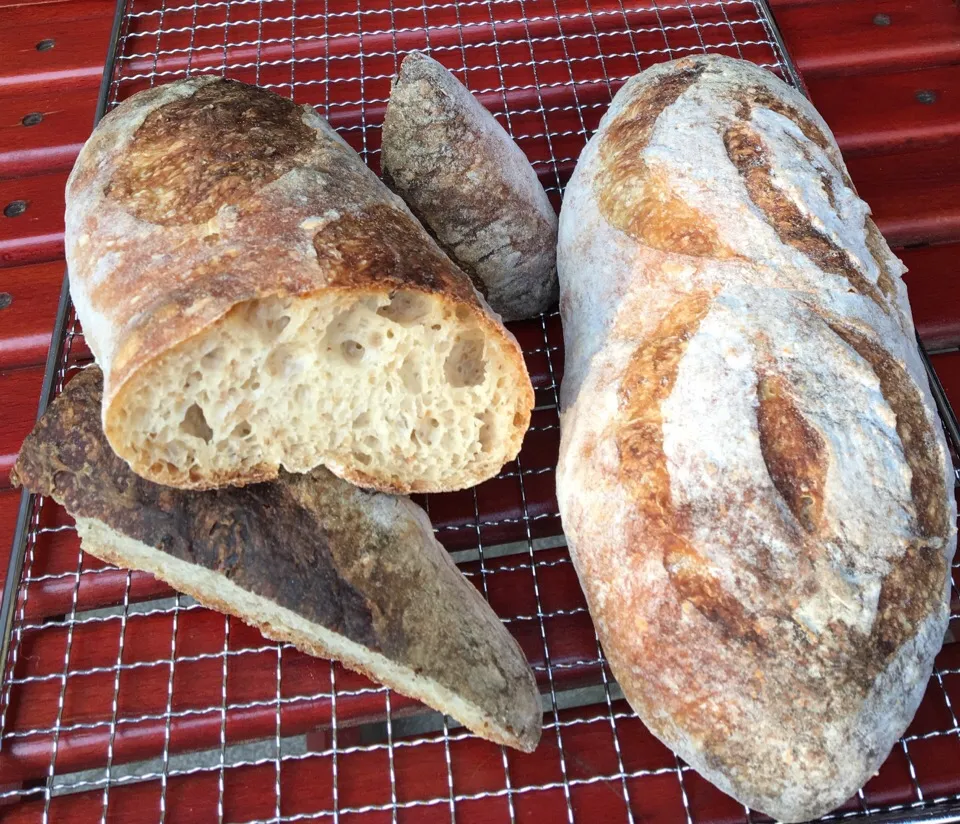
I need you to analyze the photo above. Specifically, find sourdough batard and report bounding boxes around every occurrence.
[556,55,956,821]
[65,77,533,493]
[381,51,558,321]
[12,366,543,752]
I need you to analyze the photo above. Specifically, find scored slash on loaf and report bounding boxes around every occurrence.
[556,55,957,822]
[65,77,533,494]
[11,366,543,753]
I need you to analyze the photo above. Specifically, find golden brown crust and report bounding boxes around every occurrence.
[755,373,826,534]
[557,54,956,821]
[66,77,532,491]
[105,81,315,226]
[596,60,732,259]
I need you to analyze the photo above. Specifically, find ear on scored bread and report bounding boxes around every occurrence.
[11,366,543,753]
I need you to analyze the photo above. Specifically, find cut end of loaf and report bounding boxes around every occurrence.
[105,287,532,492]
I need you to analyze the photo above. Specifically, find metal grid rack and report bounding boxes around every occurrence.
[1,0,960,821]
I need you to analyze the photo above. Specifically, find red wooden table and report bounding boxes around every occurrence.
[1,0,959,821]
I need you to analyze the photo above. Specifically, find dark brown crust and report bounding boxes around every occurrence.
[106,81,314,226]
[597,59,732,259]
[12,367,542,751]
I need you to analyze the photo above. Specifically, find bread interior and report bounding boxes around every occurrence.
[107,289,525,490]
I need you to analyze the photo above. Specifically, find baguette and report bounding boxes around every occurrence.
[381,51,558,321]
[12,366,542,753]
[65,77,533,493]
[556,55,956,821]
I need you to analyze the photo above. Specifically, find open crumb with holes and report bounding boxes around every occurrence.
[65,77,533,492]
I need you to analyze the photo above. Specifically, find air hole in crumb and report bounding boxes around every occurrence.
[232,421,252,438]
[400,352,422,393]
[180,404,213,442]
[188,466,203,482]
[455,305,471,321]
[445,331,486,387]
[354,412,370,428]
[266,346,294,378]
[341,340,364,363]
[377,290,431,325]
[354,451,371,465]
[477,412,495,452]
[201,347,224,369]
[369,332,382,347]
[513,412,525,427]
[386,329,395,339]
[432,324,442,331]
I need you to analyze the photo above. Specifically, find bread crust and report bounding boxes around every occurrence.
[557,55,956,821]
[381,51,558,321]
[66,78,532,491]
[12,366,542,753]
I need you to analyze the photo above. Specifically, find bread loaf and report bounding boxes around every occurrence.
[65,77,533,493]
[381,51,558,321]
[556,55,956,821]
[12,366,543,752]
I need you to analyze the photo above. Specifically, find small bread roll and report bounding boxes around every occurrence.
[381,51,558,322]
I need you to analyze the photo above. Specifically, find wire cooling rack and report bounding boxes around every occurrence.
[2,0,960,822]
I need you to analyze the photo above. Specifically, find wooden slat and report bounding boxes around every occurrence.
[809,65,960,157]
[0,170,67,267]
[0,85,97,180]
[929,350,960,413]
[0,489,21,592]
[773,0,960,79]
[0,1,114,92]
[0,261,63,370]
[0,366,43,489]
[901,244,960,352]
[847,144,960,249]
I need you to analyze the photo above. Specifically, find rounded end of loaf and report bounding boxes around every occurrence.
[103,286,533,492]
[382,51,560,323]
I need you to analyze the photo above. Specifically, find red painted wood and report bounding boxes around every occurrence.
[0,2,114,92]
[4,681,960,824]
[0,262,63,370]
[0,366,43,489]
[773,0,960,79]
[0,85,97,179]
[846,144,960,248]
[0,170,67,266]
[808,65,960,157]
[901,244,960,352]
[929,350,960,413]
[0,489,20,588]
